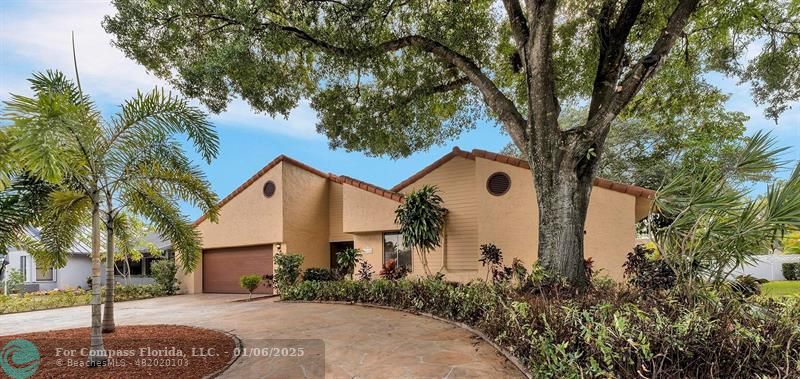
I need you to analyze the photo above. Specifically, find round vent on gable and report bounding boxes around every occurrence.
[263,181,276,198]
[486,172,511,196]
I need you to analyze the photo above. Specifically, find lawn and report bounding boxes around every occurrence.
[762,281,800,297]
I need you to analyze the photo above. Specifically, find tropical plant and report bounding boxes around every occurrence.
[379,259,409,280]
[648,131,800,295]
[357,260,373,281]
[106,0,800,286]
[394,185,447,276]
[150,259,179,295]
[239,274,262,301]
[623,244,676,291]
[273,253,304,291]
[335,248,362,280]
[302,268,337,282]
[2,70,218,362]
[478,243,504,282]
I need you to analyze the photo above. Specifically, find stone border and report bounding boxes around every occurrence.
[282,300,532,379]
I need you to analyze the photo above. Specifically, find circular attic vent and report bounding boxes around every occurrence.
[263,180,276,198]
[486,172,511,196]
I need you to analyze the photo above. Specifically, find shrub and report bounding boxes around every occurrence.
[729,275,767,297]
[335,248,362,279]
[4,269,24,294]
[783,262,800,280]
[303,268,337,282]
[150,260,180,295]
[357,260,373,281]
[394,184,447,276]
[379,259,408,280]
[239,275,262,300]
[274,253,304,290]
[478,243,503,282]
[623,244,676,291]
[282,278,800,378]
[0,284,164,314]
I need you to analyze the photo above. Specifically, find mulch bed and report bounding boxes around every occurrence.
[0,325,237,378]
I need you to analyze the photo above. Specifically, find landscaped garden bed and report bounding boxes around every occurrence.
[281,277,800,378]
[0,284,168,314]
[0,325,237,378]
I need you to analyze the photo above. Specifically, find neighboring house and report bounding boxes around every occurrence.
[180,147,654,294]
[4,228,170,292]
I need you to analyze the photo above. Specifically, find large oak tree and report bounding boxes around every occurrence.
[105,0,800,285]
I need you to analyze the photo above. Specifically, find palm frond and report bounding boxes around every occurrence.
[38,190,92,268]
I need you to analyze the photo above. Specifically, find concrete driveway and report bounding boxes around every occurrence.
[0,295,523,378]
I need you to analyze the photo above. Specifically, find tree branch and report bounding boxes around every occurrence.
[584,0,701,143]
[502,0,529,50]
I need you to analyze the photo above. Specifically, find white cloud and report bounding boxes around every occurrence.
[0,0,319,138]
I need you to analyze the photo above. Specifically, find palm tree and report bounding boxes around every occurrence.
[2,70,219,363]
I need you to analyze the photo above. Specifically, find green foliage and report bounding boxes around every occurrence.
[239,274,262,300]
[623,245,676,291]
[729,275,767,297]
[4,269,24,294]
[649,131,800,292]
[302,268,337,282]
[379,259,409,280]
[357,260,373,281]
[335,248,362,279]
[783,263,800,281]
[394,185,447,276]
[0,284,165,314]
[273,253,304,290]
[783,231,800,254]
[282,278,800,377]
[150,260,179,295]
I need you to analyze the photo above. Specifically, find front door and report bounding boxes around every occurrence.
[329,241,354,273]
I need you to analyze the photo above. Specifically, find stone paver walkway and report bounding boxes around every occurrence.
[0,294,523,378]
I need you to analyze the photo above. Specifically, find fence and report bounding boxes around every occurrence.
[731,254,800,281]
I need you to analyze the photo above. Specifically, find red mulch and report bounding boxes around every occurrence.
[1,325,237,378]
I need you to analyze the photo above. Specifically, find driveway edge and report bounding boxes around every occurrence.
[282,300,531,379]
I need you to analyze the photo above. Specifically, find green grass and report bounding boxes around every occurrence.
[762,281,800,297]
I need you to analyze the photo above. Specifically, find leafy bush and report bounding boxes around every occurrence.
[379,259,408,280]
[394,184,447,276]
[282,278,800,378]
[335,248,362,279]
[623,244,676,291]
[4,268,24,294]
[357,260,373,281]
[274,253,304,290]
[150,259,180,295]
[729,275,767,297]
[239,275,262,300]
[478,243,503,282]
[783,262,800,280]
[303,267,337,282]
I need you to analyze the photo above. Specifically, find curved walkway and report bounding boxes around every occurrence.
[0,294,523,378]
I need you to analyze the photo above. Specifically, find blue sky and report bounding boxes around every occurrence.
[2,1,798,220]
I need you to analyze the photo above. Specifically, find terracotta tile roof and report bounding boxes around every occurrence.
[331,175,404,202]
[392,147,656,198]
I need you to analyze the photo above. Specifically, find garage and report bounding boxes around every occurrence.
[203,245,273,294]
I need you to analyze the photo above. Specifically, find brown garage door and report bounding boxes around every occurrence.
[203,245,273,294]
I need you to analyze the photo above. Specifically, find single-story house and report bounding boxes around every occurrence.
[180,147,654,294]
[3,228,171,292]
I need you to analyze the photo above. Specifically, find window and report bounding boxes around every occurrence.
[35,265,54,282]
[383,233,412,271]
[263,180,276,198]
[20,256,27,282]
[486,172,511,196]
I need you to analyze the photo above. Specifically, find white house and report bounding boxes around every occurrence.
[3,228,170,292]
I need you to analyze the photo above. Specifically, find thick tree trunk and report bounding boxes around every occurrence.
[88,193,107,366]
[529,148,596,287]
[102,211,115,333]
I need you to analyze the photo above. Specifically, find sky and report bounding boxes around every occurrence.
[1,0,798,220]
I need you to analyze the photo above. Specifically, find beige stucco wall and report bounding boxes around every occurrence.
[473,157,636,280]
[281,163,331,269]
[196,162,285,249]
[400,156,478,273]
[353,233,384,277]
[328,182,354,242]
[342,185,400,233]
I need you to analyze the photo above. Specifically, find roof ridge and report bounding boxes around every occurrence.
[335,174,403,202]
